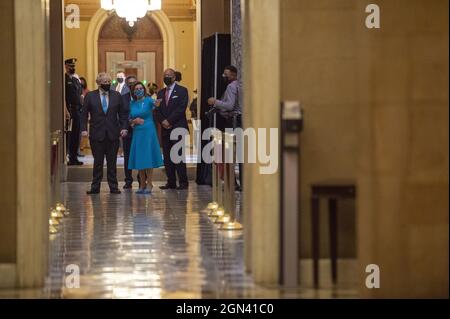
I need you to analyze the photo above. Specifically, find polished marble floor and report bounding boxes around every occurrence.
[1,182,357,299]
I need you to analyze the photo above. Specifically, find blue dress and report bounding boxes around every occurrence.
[128,97,164,170]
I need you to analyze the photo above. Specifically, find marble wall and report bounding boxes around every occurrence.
[280,0,448,297]
[231,0,242,78]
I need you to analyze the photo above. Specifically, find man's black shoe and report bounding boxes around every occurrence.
[160,184,177,190]
[110,189,122,194]
[176,184,189,190]
[123,184,133,189]
[87,190,100,195]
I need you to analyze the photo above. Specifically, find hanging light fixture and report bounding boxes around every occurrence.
[101,0,162,27]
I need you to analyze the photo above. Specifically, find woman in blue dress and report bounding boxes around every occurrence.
[128,82,164,194]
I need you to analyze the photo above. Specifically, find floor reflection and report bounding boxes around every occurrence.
[0,182,357,299]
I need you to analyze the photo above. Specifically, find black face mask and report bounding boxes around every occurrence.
[222,75,231,83]
[117,78,124,84]
[128,83,136,90]
[164,77,173,86]
[68,68,76,75]
[101,84,111,92]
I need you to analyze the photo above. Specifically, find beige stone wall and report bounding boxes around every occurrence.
[281,0,448,297]
[356,0,449,298]
[281,0,358,259]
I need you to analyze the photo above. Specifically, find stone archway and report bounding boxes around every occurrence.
[86,8,176,89]
[98,14,164,87]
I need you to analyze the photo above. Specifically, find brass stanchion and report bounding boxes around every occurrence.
[209,131,226,221]
[202,130,221,214]
[49,130,67,235]
[219,133,243,230]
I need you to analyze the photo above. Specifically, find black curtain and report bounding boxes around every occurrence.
[196,34,231,185]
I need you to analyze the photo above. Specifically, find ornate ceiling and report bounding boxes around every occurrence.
[64,0,196,21]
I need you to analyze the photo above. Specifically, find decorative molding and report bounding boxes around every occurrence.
[99,14,162,41]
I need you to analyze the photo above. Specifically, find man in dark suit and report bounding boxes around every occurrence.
[64,58,84,166]
[155,68,190,190]
[122,75,137,189]
[81,72,129,194]
[112,71,130,96]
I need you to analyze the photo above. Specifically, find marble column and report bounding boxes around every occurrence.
[242,0,281,286]
[231,0,242,79]
[0,0,50,288]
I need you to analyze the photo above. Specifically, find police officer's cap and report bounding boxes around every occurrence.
[65,58,77,66]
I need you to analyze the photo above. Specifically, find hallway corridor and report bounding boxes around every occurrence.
[47,183,252,298]
[1,183,357,299]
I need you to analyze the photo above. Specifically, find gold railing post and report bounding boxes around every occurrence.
[209,131,225,220]
[219,133,243,230]
[204,129,220,212]
[49,130,68,235]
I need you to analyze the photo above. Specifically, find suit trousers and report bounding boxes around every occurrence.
[90,138,120,191]
[122,131,133,185]
[162,133,188,187]
[68,108,81,162]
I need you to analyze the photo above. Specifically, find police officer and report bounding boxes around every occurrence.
[65,58,84,166]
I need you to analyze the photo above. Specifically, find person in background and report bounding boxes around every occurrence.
[113,71,129,96]
[81,72,129,195]
[79,77,90,157]
[175,71,182,83]
[64,58,84,166]
[113,71,129,157]
[128,82,164,194]
[80,77,89,99]
[189,89,198,119]
[147,82,159,99]
[208,65,243,191]
[122,75,138,189]
[155,68,190,190]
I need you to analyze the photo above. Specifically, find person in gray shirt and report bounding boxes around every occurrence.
[208,65,241,127]
[208,65,243,191]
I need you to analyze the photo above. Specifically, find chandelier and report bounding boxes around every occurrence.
[101,0,162,27]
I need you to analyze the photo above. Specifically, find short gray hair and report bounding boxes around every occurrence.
[96,72,111,84]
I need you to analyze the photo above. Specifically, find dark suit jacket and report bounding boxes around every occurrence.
[122,92,133,134]
[65,73,83,113]
[155,84,189,136]
[81,89,129,142]
[113,83,130,96]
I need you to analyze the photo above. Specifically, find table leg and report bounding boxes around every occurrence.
[329,198,338,285]
[311,196,320,288]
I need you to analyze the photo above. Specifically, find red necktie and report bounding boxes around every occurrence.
[165,88,170,106]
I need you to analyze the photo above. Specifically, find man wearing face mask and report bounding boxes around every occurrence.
[64,58,84,166]
[155,68,190,190]
[81,72,129,195]
[207,65,241,127]
[122,75,138,189]
[207,65,243,191]
[113,71,129,96]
